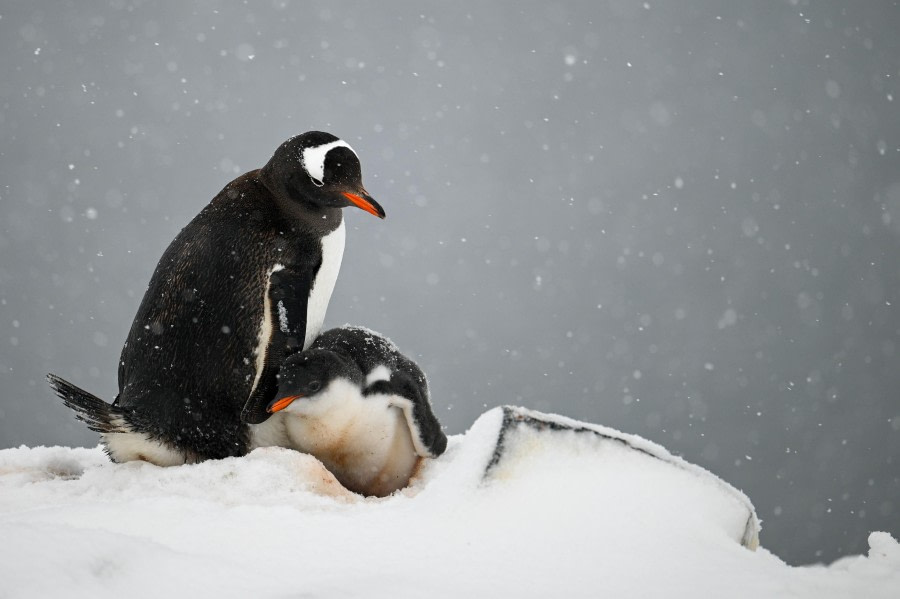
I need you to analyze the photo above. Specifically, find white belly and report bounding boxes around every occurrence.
[248,221,345,398]
[269,378,421,496]
[103,431,193,466]
[304,220,345,349]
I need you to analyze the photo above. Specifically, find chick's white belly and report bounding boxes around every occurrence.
[283,388,420,496]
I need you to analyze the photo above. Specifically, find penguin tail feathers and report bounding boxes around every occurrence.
[46,373,131,434]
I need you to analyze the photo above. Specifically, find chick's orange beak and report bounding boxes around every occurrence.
[342,191,386,219]
[267,395,303,413]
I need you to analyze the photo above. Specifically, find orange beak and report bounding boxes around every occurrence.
[342,191,386,219]
[267,395,303,413]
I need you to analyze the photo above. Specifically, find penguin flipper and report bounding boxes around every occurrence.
[378,373,448,458]
[267,267,313,353]
[47,373,130,434]
[240,266,312,424]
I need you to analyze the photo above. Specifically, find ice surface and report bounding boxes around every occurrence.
[1,407,897,599]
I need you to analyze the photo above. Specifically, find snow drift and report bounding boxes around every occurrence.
[1,406,897,599]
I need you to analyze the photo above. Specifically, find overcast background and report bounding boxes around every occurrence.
[2,1,898,565]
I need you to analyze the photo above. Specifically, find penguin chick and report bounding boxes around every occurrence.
[307,325,448,457]
[251,327,447,496]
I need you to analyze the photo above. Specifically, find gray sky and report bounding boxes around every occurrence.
[1,1,898,565]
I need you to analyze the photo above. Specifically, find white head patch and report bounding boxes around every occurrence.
[365,365,392,388]
[301,140,356,187]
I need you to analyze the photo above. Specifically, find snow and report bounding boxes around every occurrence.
[276,300,290,333]
[1,406,897,599]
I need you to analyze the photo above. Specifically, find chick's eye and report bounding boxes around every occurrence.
[308,380,322,393]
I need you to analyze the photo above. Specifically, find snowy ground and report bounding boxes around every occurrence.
[1,407,897,599]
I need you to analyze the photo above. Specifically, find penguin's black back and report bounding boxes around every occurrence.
[118,171,338,458]
[310,326,424,389]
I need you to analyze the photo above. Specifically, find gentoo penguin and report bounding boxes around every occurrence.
[48,131,384,466]
[250,326,447,496]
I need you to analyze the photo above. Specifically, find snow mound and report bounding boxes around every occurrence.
[484,406,759,549]
[1,407,897,599]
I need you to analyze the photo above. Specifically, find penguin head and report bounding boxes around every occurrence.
[261,131,386,219]
[267,348,363,414]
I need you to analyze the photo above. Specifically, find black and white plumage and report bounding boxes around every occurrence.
[48,132,384,465]
[251,326,447,496]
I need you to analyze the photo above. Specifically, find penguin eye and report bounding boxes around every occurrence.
[307,380,322,393]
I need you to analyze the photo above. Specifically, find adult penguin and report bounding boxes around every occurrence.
[48,131,385,465]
